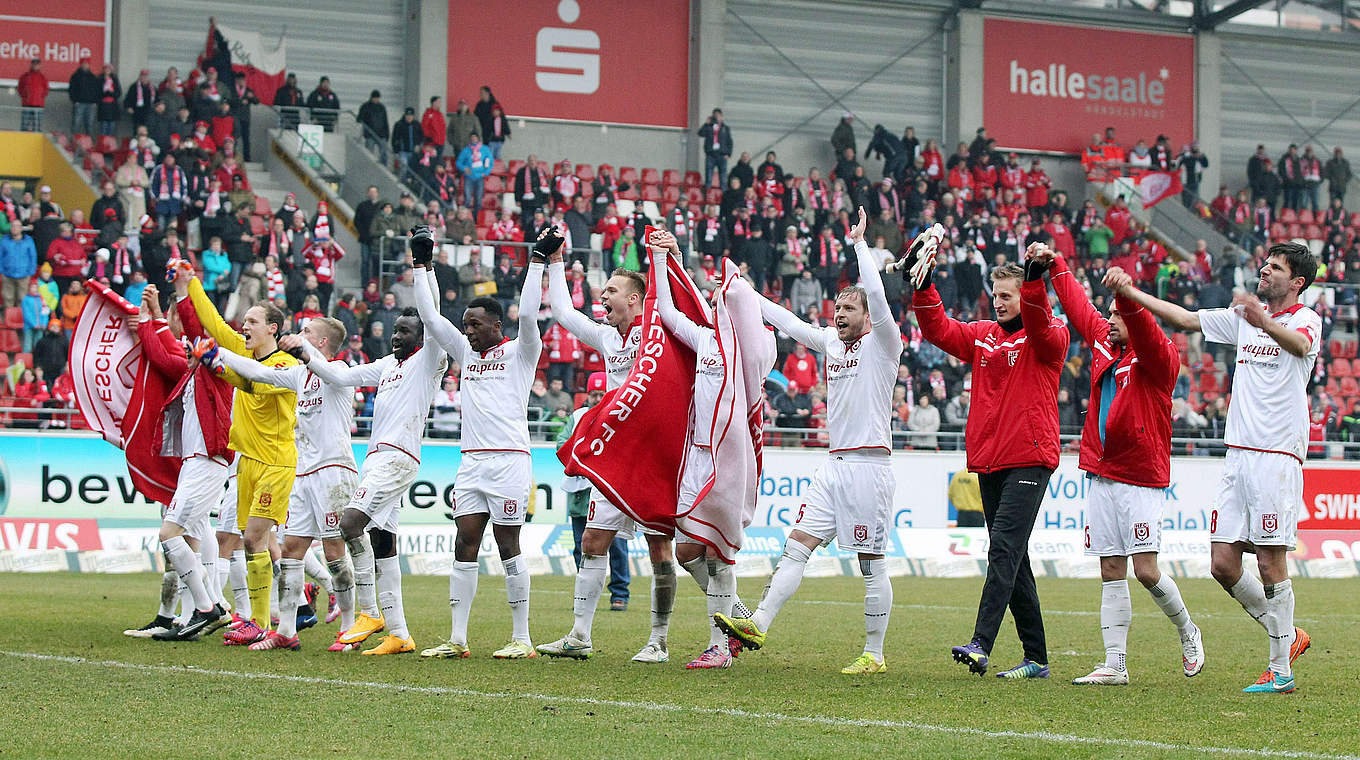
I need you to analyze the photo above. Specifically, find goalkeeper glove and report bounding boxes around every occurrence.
[409,225,435,266]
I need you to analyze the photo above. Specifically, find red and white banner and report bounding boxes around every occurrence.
[0,518,101,551]
[1134,170,1183,208]
[982,18,1195,154]
[0,0,108,85]
[447,0,690,127]
[201,21,287,103]
[1300,468,1360,531]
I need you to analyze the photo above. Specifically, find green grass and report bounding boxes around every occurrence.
[1,573,1356,759]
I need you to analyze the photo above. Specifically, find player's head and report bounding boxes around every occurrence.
[832,285,869,344]
[1257,242,1316,302]
[463,296,504,352]
[989,263,1025,322]
[1104,306,1128,346]
[391,307,424,361]
[302,316,346,359]
[242,303,286,354]
[602,269,646,331]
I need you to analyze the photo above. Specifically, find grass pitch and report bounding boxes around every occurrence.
[1,572,1357,759]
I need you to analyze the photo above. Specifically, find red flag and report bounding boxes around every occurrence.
[1134,170,1183,209]
[202,20,287,103]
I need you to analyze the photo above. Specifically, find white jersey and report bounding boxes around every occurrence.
[1199,302,1321,461]
[218,350,357,475]
[180,373,211,460]
[548,261,641,389]
[306,337,447,463]
[758,240,902,453]
[654,261,722,447]
[415,264,543,453]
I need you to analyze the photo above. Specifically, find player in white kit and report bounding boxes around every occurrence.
[648,229,764,669]
[1116,242,1319,694]
[716,208,901,674]
[297,284,448,656]
[537,232,673,661]
[213,316,360,651]
[410,225,545,660]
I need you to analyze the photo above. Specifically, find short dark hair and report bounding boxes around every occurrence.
[430,95,440,105]
[466,296,503,320]
[400,306,419,319]
[261,303,286,337]
[610,268,647,295]
[1269,241,1317,291]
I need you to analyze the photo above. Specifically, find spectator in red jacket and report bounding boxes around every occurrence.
[1043,212,1076,259]
[912,245,1067,678]
[781,342,819,391]
[1024,159,1051,217]
[1105,195,1132,244]
[11,368,50,426]
[421,96,447,160]
[1045,250,1204,684]
[47,222,88,295]
[17,59,49,132]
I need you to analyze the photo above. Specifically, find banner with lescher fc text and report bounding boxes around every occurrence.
[982,17,1195,154]
[0,0,108,85]
[446,0,689,127]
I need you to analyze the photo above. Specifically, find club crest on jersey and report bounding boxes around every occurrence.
[483,346,506,361]
[258,493,272,507]
[1262,513,1278,534]
[504,499,518,516]
[1133,522,1149,541]
[306,375,321,393]
[854,524,868,542]
[1006,349,1020,366]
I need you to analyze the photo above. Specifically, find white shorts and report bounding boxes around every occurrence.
[1084,476,1165,557]
[1210,447,1302,549]
[165,456,230,531]
[675,445,714,546]
[283,465,359,540]
[452,451,531,526]
[586,487,637,540]
[347,449,419,533]
[793,452,895,554]
[215,461,240,535]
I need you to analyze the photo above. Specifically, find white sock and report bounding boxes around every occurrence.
[503,555,531,644]
[213,555,231,611]
[174,580,191,625]
[449,560,479,646]
[1228,572,1269,630]
[753,540,812,632]
[275,558,305,638]
[1264,579,1296,678]
[862,559,892,661]
[162,536,213,612]
[304,550,334,595]
[270,563,281,614]
[681,555,708,591]
[158,570,178,618]
[197,528,223,606]
[346,534,379,616]
[1147,575,1193,633]
[1100,580,1132,672]
[375,556,409,639]
[650,561,676,648]
[570,554,608,641]
[229,550,251,619]
[328,557,356,630]
[706,559,736,648]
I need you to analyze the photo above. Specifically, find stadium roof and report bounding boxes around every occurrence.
[950,0,1360,35]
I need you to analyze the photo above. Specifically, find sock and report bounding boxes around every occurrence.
[1228,572,1270,630]
[449,560,479,646]
[375,556,409,639]
[862,559,892,661]
[270,562,281,615]
[570,554,608,641]
[649,561,676,648]
[229,550,251,619]
[246,551,273,627]
[158,570,178,618]
[681,555,708,591]
[753,540,812,632]
[1100,580,1132,672]
[275,558,305,638]
[162,535,213,612]
[346,534,379,616]
[1147,575,1193,632]
[706,559,737,648]
[304,550,334,595]
[1264,579,1296,678]
[328,556,356,630]
[173,580,191,625]
[503,555,531,644]
[197,528,223,606]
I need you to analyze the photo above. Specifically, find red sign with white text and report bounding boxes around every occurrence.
[446,0,690,127]
[982,18,1195,154]
[0,518,102,551]
[1299,468,1360,531]
[0,0,108,85]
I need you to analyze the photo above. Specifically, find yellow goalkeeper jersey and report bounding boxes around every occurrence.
[188,277,299,468]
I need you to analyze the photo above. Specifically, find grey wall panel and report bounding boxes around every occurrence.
[723,0,946,179]
[146,0,407,120]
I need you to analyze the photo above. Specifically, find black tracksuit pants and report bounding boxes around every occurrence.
[973,466,1052,663]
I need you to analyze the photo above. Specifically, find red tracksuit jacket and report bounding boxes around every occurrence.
[140,314,235,461]
[914,277,1067,473]
[1049,258,1176,488]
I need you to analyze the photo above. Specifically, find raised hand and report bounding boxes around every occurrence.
[191,337,219,371]
[648,229,680,256]
[1025,242,1056,266]
[848,207,867,244]
[1102,266,1133,295]
[409,225,435,267]
[533,225,565,263]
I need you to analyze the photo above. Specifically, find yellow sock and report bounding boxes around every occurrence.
[246,552,273,628]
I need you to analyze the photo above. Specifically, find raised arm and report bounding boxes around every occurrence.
[299,339,386,387]
[516,260,545,359]
[1105,267,1202,333]
[414,266,470,363]
[137,319,188,378]
[648,231,710,351]
[1018,274,1068,365]
[1045,252,1108,345]
[184,275,247,355]
[912,286,981,362]
[547,259,607,352]
[1114,291,1179,388]
[216,349,306,393]
[756,293,826,352]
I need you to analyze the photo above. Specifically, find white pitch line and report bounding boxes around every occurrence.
[3,650,1354,760]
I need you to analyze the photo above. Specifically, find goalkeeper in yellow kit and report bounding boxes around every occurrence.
[171,260,299,645]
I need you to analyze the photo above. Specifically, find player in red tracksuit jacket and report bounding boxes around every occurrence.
[911,242,1066,679]
[1044,253,1205,686]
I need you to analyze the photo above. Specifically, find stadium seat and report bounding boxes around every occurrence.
[475,225,489,240]
[1343,377,1360,396]
[484,175,504,194]
[684,187,704,205]
[253,196,271,216]
[478,209,497,226]
[640,168,661,185]
[1350,212,1360,229]
[706,188,723,206]
[596,163,613,177]
[491,158,507,177]
[641,201,663,220]
[95,135,119,154]
[249,216,268,236]
[535,161,550,174]
[1279,208,1298,224]
[1297,209,1315,225]
[0,354,8,372]
[73,133,94,152]
[641,185,662,202]
[1172,332,1188,352]
[0,329,19,353]
[1305,224,1324,240]
[1198,371,1221,394]
[685,170,702,188]
[1286,223,1304,239]
[480,193,500,210]
[14,352,31,368]
[662,186,681,204]
[575,164,595,182]
[1330,357,1352,378]
[662,169,682,187]
[615,199,636,216]
[1353,358,1360,376]
[83,152,105,173]
[1200,353,1215,371]
[618,186,640,201]
[1269,222,1287,241]
[3,307,22,329]
[507,160,526,177]
[618,167,639,183]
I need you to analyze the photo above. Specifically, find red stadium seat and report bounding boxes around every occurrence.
[479,209,498,226]
[1171,332,1188,351]
[475,225,489,240]
[662,169,682,187]
[1343,377,1360,396]
[706,188,723,206]
[1350,212,1360,229]
[0,329,20,353]
[480,193,500,210]
[83,152,105,172]
[596,163,613,177]
[684,187,704,206]
[1305,224,1324,240]
[491,158,507,177]
[0,354,8,372]
[535,161,550,174]
[575,164,595,182]
[253,196,271,216]
[618,166,639,183]
[640,168,661,185]
[3,307,22,329]
[640,185,662,202]
[618,186,639,201]
[820,299,834,320]
[14,352,31,368]
[507,160,526,177]
[1286,223,1304,239]
[73,133,94,152]
[1297,209,1315,225]
[685,170,702,188]
[249,216,267,236]
[1198,371,1221,394]
[1200,353,1215,371]
[1269,222,1287,241]
[1279,208,1298,224]
[95,134,119,154]
[484,175,504,194]
[1352,358,1360,375]
[1332,358,1352,378]
[662,186,680,204]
